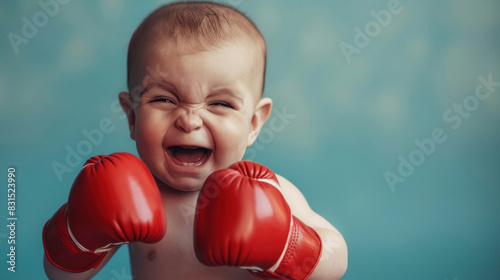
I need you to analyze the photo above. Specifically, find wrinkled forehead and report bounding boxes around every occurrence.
[130,34,266,100]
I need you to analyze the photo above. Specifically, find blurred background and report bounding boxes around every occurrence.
[1,0,499,279]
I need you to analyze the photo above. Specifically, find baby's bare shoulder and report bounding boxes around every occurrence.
[276,174,336,231]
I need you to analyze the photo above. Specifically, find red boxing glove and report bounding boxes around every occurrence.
[43,153,166,272]
[194,161,322,280]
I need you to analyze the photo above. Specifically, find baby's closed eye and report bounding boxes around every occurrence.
[209,101,234,109]
[150,97,176,104]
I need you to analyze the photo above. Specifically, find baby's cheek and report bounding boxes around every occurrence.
[134,123,163,164]
[136,126,155,148]
[221,131,249,163]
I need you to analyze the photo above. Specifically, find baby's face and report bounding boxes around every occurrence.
[123,39,270,191]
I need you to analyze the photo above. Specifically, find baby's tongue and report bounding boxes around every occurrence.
[172,147,205,163]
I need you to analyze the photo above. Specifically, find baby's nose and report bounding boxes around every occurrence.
[175,108,203,133]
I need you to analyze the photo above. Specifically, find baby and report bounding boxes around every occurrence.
[42,2,347,279]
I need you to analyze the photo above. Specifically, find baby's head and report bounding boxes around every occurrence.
[126,1,267,96]
[120,1,273,191]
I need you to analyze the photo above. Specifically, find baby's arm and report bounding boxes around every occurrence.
[42,153,166,279]
[277,175,348,280]
[193,161,346,279]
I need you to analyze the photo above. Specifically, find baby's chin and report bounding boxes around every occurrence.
[154,175,205,193]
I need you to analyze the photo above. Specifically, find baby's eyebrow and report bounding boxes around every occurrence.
[139,83,158,96]
[139,81,245,103]
[209,87,244,103]
[140,82,176,96]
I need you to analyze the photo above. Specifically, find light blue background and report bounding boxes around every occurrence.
[1,0,499,279]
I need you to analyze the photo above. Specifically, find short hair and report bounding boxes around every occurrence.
[127,1,267,95]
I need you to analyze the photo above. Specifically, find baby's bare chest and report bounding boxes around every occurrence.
[127,201,256,280]
[128,234,256,279]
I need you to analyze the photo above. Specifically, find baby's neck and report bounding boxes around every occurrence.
[155,178,200,200]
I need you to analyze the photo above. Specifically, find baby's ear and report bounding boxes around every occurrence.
[119,91,137,140]
[247,97,273,146]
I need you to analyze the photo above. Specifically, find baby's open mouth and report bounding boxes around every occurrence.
[167,146,212,167]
